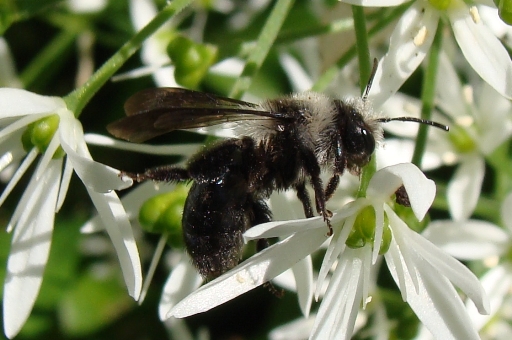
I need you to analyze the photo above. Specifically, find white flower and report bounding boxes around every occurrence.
[162,163,488,339]
[0,89,142,338]
[423,192,512,335]
[342,0,512,106]
[378,52,512,220]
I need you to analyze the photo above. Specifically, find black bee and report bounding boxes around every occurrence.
[107,68,447,280]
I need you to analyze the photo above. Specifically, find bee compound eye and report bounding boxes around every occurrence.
[344,126,375,156]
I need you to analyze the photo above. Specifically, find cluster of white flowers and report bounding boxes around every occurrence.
[1,0,512,339]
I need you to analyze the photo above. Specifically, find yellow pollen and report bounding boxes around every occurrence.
[469,6,481,24]
[414,26,428,46]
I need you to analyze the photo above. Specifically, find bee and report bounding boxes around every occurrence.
[107,65,448,280]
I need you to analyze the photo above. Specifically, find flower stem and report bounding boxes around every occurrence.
[352,5,371,95]
[312,3,410,92]
[411,20,443,166]
[64,0,193,116]
[350,5,374,198]
[229,0,295,99]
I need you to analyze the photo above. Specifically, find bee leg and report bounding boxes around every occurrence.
[295,182,314,218]
[121,166,190,183]
[324,175,340,201]
[299,149,333,236]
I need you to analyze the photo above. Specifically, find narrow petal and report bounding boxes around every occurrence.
[0,89,64,117]
[159,259,202,320]
[402,223,490,314]
[62,138,133,192]
[447,155,485,221]
[386,252,481,340]
[87,190,142,299]
[466,264,512,330]
[435,52,467,119]
[311,248,365,340]
[369,163,435,221]
[316,214,356,300]
[450,4,512,99]
[3,161,60,339]
[168,229,326,318]
[423,220,508,259]
[291,256,313,317]
[368,4,439,107]
[84,133,201,156]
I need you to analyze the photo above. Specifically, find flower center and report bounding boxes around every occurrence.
[346,206,392,254]
[428,0,452,10]
[448,124,476,153]
[22,114,64,158]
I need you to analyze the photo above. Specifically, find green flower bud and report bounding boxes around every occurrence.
[138,185,188,248]
[22,114,64,158]
[167,36,218,89]
[379,222,392,255]
[498,0,512,25]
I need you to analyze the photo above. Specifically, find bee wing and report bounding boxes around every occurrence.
[107,88,286,143]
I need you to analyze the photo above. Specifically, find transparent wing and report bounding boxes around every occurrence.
[107,88,289,142]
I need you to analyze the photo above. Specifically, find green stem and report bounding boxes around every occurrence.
[352,5,371,95]
[312,2,410,92]
[411,20,444,166]
[64,0,193,116]
[350,6,374,198]
[21,30,77,88]
[229,0,295,99]
[276,18,354,44]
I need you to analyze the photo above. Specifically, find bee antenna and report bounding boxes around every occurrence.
[376,117,449,131]
[362,58,379,101]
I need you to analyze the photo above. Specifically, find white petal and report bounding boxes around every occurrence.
[0,38,21,88]
[402,224,490,314]
[475,83,512,155]
[84,133,201,156]
[159,259,202,320]
[87,190,142,299]
[369,163,435,221]
[3,160,60,339]
[292,256,313,317]
[244,216,326,240]
[435,52,467,119]
[279,53,313,92]
[466,264,512,330]
[423,220,508,259]
[310,248,365,340]
[0,89,64,117]
[368,4,439,107]
[316,213,358,300]
[168,229,326,318]
[61,138,132,192]
[450,4,512,99]
[129,0,157,30]
[386,250,481,340]
[269,315,315,340]
[447,155,484,221]
[245,202,362,241]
